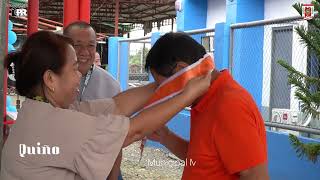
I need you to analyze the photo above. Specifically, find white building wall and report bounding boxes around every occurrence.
[265,0,311,19]
[262,0,311,121]
[206,0,226,28]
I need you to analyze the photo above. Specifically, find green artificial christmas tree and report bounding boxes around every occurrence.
[278,0,320,163]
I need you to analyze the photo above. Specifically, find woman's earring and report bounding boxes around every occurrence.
[51,88,55,92]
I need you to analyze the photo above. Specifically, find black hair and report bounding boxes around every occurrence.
[145,32,206,77]
[5,31,73,98]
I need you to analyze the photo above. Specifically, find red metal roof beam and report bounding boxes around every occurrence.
[16,17,58,29]
[39,17,63,26]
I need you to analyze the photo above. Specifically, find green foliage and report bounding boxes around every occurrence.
[129,47,150,66]
[289,134,320,163]
[278,0,320,163]
[277,60,320,119]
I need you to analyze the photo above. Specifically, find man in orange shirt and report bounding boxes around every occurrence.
[146,32,269,180]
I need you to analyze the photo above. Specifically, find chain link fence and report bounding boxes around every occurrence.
[201,31,214,56]
[118,36,152,89]
[128,41,151,88]
[183,28,215,60]
[230,16,320,137]
[119,28,215,89]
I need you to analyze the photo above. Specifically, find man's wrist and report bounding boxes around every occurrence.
[160,127,171,145]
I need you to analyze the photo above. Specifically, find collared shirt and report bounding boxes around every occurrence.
[182,70,267,180]
[1,98,129,180]
[78,65,121,101]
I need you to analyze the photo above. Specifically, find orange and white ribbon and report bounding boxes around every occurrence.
[139,54,215,161]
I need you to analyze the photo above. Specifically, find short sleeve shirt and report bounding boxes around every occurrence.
[182,70,267,180]
[1,98,129,180]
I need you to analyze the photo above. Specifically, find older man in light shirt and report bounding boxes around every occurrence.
[63,21,122,180]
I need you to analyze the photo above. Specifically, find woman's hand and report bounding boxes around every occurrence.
[182,71,212,106]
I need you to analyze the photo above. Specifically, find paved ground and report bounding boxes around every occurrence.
[121,142,184,180]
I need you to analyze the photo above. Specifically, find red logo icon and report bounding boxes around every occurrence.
[302,4,315,20]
